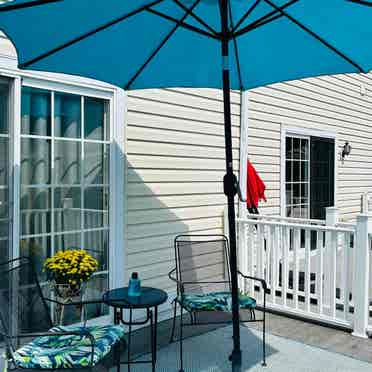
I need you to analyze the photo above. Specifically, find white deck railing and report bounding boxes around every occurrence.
[235,208,372,338]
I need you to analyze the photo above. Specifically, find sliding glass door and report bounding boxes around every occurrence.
[20,85,110,321]
[0,80,10,263]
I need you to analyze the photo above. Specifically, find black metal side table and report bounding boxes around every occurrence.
[103,286,168,372]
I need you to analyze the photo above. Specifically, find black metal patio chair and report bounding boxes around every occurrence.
[0,257,125,371]
[168,234,267,372]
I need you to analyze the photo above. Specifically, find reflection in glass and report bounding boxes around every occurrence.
[85,97,109,141]
[286,137,292,159]
[0,189,8,219]
[0,82,9,263]
[54,232,81,252]
[84,230,108,271]
[54,140,81,184]
[0,239,7,261]
[301,161,309,181]
[301,205,309,219]
[286,207,292,218]
[293,184,300,199]
[54,93,81,138]
[0,137,8,186]
[84,273,109,320]
[21,87,51,136]
[84,143,109,185]
[20,187,51,236]
[54,187,81,232]
[20,236,51,278]
[0,82,9,135]
[293,138,301,159]
[301,139,309,160]
[292,161,300,182]
[286,184,292,205]
[285,161,292,183]
[21,138,51,185]
[84,187,108,229]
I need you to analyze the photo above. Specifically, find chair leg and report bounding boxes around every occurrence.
[179,306,184,372]
[115,341,121,372]
[170,299,178,343]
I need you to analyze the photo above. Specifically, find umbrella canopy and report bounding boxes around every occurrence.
[1,1,372,370]
[1,0,371,90]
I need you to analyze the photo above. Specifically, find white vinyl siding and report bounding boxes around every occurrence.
[125,88,241,292]
[246,74,372,220]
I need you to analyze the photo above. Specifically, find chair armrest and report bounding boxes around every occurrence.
[9,330,96,367]
[168,267,181,286]
[168,269,231,293]
[182,280,230,285]
[238,271,268,292]
[168,268,184,294]
[44,297,104,307]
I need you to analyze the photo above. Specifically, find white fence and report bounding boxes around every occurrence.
[236,208,372,338]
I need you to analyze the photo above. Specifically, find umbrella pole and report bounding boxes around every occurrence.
[221,0,242,370]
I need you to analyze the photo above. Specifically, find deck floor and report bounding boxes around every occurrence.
[123,310,372,366]
[2,311,372,371]
[120,311,372,372]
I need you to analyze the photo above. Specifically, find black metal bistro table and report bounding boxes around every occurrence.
[103,287,168,372]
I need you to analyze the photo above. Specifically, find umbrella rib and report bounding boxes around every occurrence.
[228,0,244,90]
[145,8,219,40]
[234,0,300,38]
[262,0,364,73]
[125,0,202,90]
[19,0,166,68]
[0,0,63,12]
[346,0,372,6]
[172,0,220,37]
[232,0,261,33]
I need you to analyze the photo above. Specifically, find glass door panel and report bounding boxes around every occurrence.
[20,86,110,323]
[0,80,10,262]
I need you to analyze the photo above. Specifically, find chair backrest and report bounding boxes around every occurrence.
[174,235,231,296]
[0,257,53,354]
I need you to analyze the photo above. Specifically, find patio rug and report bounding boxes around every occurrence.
[128,326,372,372]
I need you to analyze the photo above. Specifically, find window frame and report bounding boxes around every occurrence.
[280,126,338,219]
[5,70,126,325]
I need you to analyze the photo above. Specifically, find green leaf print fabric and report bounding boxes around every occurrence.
[13,325,125,369]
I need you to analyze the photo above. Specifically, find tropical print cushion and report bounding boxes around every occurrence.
[13,324,126,369]
[179,291,256,312]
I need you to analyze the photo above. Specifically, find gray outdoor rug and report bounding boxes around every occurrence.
[128,326,372,372]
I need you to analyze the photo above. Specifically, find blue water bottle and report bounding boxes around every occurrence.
[128,272,141,297]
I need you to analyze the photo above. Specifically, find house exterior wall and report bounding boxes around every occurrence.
[245,76,372,221]
[3,34,372,309]
[125,88,241,295]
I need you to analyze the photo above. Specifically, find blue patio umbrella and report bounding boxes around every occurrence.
[1,0,372,370]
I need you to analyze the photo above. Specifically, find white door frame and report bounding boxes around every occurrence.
[3,65,126,307]
[280,126,338,218]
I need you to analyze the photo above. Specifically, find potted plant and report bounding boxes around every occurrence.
[44,249,98,323]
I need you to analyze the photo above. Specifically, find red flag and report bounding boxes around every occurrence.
[246,160,267,209]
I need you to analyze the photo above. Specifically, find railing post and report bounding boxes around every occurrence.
[352,214,370,338]
[325,207,338,310]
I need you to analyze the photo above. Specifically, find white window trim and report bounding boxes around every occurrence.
[280,126,338,218]
[4,64,126,323]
